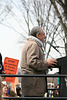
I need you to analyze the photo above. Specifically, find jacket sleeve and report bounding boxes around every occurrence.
[27,43,48,71]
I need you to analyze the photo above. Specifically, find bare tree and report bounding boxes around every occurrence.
[50,0,67,55]
[0,0,66,58]
[20,0,65,58]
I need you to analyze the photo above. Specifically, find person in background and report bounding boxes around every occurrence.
[2,84,10,99]
[16,86,22,97]
[20,26,57,100]
[53,84,59,97]
[0,53,6,100]
[0,53,5,74]
[9,89,18,100]
[2,84,18,100]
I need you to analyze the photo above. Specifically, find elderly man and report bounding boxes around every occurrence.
[20,26,57,99]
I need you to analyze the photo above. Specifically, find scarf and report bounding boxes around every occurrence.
[28,36,46,59]
[28,36,43,47]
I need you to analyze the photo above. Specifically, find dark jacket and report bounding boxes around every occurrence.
[0,53,4,74]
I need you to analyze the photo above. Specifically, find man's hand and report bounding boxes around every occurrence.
[46,59,57,67]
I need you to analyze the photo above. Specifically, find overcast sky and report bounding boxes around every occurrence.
[0,23,24,67]
[0,0,28,67]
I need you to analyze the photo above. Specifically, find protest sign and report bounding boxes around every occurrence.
[3,57,19,82]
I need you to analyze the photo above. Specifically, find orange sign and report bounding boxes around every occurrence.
[3,57,19,82]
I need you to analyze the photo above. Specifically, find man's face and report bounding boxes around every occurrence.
[36,29,46,43]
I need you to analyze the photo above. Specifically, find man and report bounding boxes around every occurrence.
[20,26,57,99]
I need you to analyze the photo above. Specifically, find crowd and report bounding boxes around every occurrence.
[2,83,59,99]
[2,83,22,100]
[44,84,59,97]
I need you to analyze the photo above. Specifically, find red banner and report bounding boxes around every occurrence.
[3,57,19,82]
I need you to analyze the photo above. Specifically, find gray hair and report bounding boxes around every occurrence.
[30,26,42,37]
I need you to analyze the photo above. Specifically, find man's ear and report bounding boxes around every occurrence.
[36,33,40,38]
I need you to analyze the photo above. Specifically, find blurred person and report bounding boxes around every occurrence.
[9,89,18,100]
[0,53,5,74]
[2,84,19,100]
[0,53,6,100]
[20,26,57,100]
[2,84,10,100]
[0,78,3,100]
[0,53,6,81]
[53,84,59,97]
[16,86,22,97]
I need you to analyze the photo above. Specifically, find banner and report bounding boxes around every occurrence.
[3,57,19,82]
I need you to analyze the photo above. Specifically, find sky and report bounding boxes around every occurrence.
[0,0,28,67]
[0,23,24,67]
